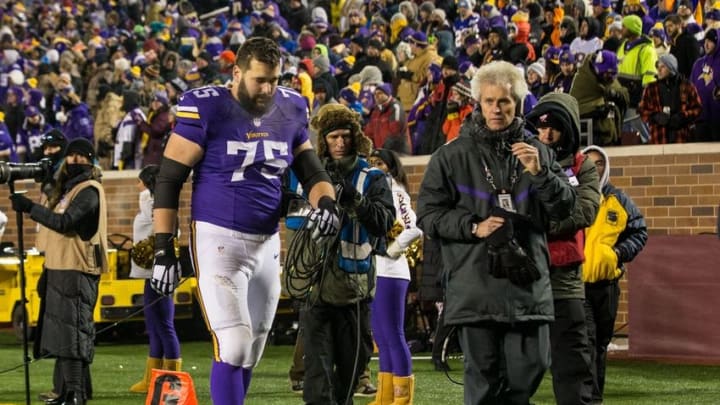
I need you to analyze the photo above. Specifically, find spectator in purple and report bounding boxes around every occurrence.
[0,112,18,162]
[16,106,52,162]
[135,91,172,166]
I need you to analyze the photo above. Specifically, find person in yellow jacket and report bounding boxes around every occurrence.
[617,15,658,105]
[581,145,648,405]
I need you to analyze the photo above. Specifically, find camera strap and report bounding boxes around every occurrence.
[479,155,519,193]
[478,153,521,213]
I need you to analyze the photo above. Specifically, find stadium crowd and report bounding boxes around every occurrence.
[1,0,719,167]
[0,1,665,405]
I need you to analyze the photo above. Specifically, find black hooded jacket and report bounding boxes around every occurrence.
[416,113,576,324]
[526,94,601,299]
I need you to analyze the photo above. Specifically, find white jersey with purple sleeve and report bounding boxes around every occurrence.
[173,85,309,235]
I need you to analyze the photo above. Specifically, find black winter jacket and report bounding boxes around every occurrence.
[416,114,576,325]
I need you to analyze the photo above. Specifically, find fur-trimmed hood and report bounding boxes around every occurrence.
[312,104,373,158]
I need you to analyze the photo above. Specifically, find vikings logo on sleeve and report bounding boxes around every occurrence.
[173,85,310,235]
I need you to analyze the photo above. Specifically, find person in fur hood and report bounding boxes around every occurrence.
[302,103,395,404]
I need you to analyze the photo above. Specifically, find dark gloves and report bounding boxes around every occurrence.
[396,68,413,80]
[485,208,541,286]
[150,233,180,295]
[488,239,541,286]
[668,114,683,130]
[590,106,609,119]
[10,194,34,213]
[651,112,671,126]
[338,179,363,210]
[502,240,541,285]
[604,87,620,101]
[306,196,340,240]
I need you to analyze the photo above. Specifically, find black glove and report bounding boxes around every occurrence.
[10,194,34,213]
[486,209,514,280]
[150,233,180,295]
[397,69,414,80]
[589,106,608,119]
[668,113,683,130]
[502,240,541,286]
[306,196,340,240]
[604,87,620,101]
[338,179,363,210]
[484,207,540,285]
[652,112,671,126]
[487,245,507,279]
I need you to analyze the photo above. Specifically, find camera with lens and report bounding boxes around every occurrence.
[0,158,53,184]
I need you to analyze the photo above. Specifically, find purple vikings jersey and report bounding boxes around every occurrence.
[174,85,309,234]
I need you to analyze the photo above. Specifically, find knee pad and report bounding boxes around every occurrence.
[215,323,272,368]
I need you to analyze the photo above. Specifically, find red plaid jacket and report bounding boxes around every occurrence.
[638,77,702,144]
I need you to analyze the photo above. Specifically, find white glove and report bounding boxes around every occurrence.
[386,241,404,259]
[305,196,340,241]
[55,111,67,124]
[150,234,180,295]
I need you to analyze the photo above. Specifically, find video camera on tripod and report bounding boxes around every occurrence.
[0,158,53,184]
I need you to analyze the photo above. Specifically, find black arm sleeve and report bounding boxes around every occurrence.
[291,149,332,194]
[154,157,193,210]
[30,188,99,240]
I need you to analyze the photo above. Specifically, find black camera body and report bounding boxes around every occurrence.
[0,158,53,184]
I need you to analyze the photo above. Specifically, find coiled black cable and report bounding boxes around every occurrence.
[284,204,342,300]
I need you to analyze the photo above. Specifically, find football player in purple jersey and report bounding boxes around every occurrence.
[149,37,339,405]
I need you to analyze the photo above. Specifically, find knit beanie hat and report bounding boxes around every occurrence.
[169,77,189,93]
[657,53,679,76]
[452,79,473,98]
[374,82,393,96]
[298,32,317,51]
[65,138,95,160]
[313,55,330,74]
[649,23,667,41]
[705,28,719,44]
[622,15,642,36]
[370,148,399,177]
[528,61,546,78]
[339,87,358,103]
[591,50,619,76]
[441,55,459,71]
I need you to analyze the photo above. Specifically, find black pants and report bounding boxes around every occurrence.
[55,357,86,404]
[457,322,550,405]
[549,299,594,405]
[53,360,92,400]
[584,281,620,404]
[303,301,371,405]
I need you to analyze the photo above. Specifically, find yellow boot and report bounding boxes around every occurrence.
[390,375,414,405]
[369,372,394,405]
[163,358,182,371]
[129,357,162,393]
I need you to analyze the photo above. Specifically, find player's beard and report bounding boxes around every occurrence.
[236,78,273,116]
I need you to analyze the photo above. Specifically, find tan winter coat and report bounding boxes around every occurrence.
[93,92,125,169]
[396,45,439,111]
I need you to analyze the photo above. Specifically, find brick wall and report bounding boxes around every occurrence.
[2,143,719,333]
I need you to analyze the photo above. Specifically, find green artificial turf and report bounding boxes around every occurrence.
[0,330,719,404]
